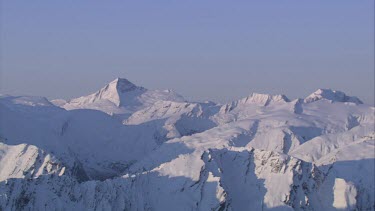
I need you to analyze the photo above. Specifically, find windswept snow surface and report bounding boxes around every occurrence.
[0,79,374,210]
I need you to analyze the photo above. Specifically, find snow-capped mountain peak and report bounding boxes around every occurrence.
[244,93,290,106]
[59,78,185,118]
[220,93,290,114]
[304,88,363,104]
[62,78,141,107]
[1,81,374,210]
[79,77,146,107]
[110,77,145,93]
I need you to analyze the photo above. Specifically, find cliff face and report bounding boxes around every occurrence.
[1,147,373,211]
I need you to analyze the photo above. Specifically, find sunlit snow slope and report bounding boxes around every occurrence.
[0,78,374,211]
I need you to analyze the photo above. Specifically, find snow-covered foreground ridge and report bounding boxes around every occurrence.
[0,78,374,211]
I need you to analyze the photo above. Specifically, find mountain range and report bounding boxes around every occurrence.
[0,78,374,210]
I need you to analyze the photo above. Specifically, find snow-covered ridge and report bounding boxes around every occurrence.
[57,78,185,119]
[0,78,374,210]
[219,93,290,115]
[304,88,363,104]
[244,93,290,105]
[68,77,146,107]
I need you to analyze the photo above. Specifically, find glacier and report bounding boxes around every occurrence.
[0,78,374,211]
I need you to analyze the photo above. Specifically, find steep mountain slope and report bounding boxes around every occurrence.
[125,100,220,139]
[0,79,374,210]
[0,95,173,180]
[0,142,67,181]
[304,89,363,104]
[55,78,185,120]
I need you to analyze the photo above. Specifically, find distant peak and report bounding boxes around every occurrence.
[304,88,363,104]
[109,78,145,93]
[249,93,289,101]
[244,93,290,106]
[220,93,289,113]
[71,78,146,107]
[112,77,132,84]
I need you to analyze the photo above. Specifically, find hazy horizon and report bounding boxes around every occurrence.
[1,76,373,106]
[1,1,374,104]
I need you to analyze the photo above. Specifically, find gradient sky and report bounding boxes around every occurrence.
[1,1,374,104]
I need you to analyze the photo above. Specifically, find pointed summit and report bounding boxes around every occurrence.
[304,89,363,104]
[66,78,146,107]
[109,78,145,93]
[89,78,146,106]
[61,77,185,115]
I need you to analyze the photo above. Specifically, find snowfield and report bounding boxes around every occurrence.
[0,78,374,210]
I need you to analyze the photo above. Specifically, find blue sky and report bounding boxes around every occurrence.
[1,1,374,104]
